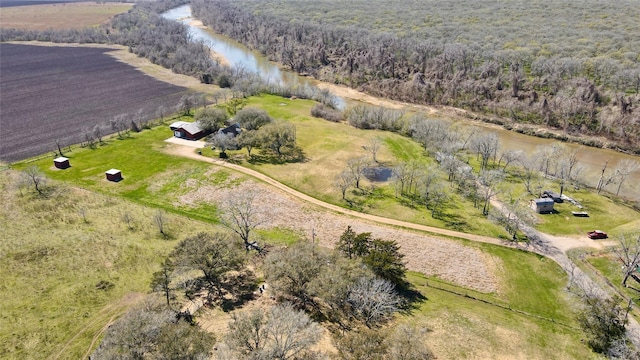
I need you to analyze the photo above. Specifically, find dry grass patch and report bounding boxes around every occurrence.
[0,2,133,30]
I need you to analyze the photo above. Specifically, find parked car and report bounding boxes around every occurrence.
[587,230,608,239]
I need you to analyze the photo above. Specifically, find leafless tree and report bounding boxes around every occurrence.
[613,233,640,287]
[497,149,523,171]
[347,156,370,190]
[224,304,323,360]
[471,132,499,171]
[364,137,382,163]
[347,277,401,327]
[23,166,47,196]
[54,139,65,157]
[156,105,167,122]
[335,170,355,200]
[153,210,168,239]
[177,95,195,116]
[479,169,504,215]
[385,324,435,360]
[122,212,134,230]
[519,155,540,194]
[220,189,264,251]
[612,159,640,196]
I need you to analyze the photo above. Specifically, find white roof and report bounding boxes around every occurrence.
[181,122,203,134]
[169,121,190,130]
[54,157,69,162]
[105,169,121,175]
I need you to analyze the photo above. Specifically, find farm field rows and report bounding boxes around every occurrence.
[0,43,189,162]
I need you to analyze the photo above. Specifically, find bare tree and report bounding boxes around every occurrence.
[612,159,640,196]
[335,170,355,200]
[122,212,134,230]
[224,304,323,360]
[156,105,167,122]
[220,189,264,252]
[347,156,370,190]
[519,155,539,194]
[54,139,65,157]
[364,137,382,163]
[479,169,504,216]
[385,324,435,360]
[347,277,401,327]
[614,233,640,287]
[208,132,238,158]
[23,166,47,196]
[177,95,195,116]
[471,132,499,171]
[153,210,168,239]
[497,149,523,171]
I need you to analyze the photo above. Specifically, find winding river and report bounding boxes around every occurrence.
[163,5,640,201]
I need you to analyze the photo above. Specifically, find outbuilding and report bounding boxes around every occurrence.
[530,198,555,214]
[105,169,122,182]
[54,157,70,169]
[170,121,208,140]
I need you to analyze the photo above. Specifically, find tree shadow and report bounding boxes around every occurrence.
[398,286,428,314]
[247,147,308,165]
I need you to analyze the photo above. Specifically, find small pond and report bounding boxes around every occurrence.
[363,167,394,182]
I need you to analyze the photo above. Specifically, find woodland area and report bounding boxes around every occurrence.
[190,0,640,152]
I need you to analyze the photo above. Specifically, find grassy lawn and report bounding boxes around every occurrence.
[13,121,242,223]
[533,189,640,237]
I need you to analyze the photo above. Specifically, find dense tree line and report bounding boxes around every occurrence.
[191,0,640,152]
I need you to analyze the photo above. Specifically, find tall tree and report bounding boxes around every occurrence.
[220,189,264,252]
[170,232,247,303]
[150,258,176,308]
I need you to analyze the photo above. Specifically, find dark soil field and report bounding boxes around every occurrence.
[0,43,189,162]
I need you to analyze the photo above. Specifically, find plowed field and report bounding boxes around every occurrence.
[0,43,189,162]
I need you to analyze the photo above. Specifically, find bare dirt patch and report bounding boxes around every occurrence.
[178,179,500,293]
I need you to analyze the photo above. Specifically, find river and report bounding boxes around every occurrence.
[163,5,640,201]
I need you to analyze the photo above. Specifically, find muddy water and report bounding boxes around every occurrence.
[163,5,640,201]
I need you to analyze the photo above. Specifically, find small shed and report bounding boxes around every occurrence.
[530,198,555,214]
[54,157,70,169]
[105,169,122,182]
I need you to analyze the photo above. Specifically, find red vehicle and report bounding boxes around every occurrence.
[587,230,608,239]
